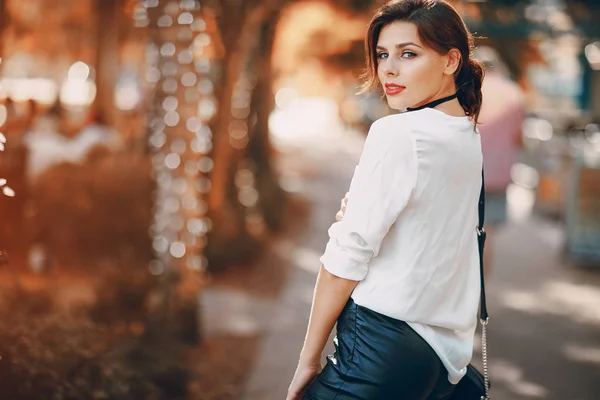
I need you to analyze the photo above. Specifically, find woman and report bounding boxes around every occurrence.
[286,0,485,399]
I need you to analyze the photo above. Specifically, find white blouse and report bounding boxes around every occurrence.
[320,108,483,384]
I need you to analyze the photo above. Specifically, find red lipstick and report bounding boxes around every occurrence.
[385,84,405,96]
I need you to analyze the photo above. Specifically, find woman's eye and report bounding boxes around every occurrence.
[401,51,417,59]
[376,52,389,60]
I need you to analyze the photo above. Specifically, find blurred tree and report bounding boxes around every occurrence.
[247,18,287,231]
[94,0,127,126]
[205,0,384,269]
[0,0,6,55]
[0,0,6,256]
[565,0,600,39]
[476,1,531,79]
[472,0,600,79]
[142,1,209,343]
[328,0,381,13]
[206,0,287,269]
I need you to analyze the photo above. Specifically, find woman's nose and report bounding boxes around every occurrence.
[382,60,399,77]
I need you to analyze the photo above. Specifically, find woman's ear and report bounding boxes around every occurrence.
[444,48,461,76]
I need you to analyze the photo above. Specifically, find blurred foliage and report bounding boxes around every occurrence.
[0,277,188,400]
[484,0,600,39]
[480,0,599,9]
[29,146,154,265]
[89,259,158,326]
[328,0,379,14]
[0,146,188,399]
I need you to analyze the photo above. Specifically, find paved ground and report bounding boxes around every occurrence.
[204,112,600,400]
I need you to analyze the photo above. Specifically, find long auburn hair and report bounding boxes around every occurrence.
[361,0,485,125]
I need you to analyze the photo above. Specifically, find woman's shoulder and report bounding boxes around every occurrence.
[369,112,418,136]
[361,114,417,161]
[370,112,416,131]
[372,109,475,139]
[366,113,417,148]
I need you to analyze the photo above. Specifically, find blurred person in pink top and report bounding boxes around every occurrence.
[476,46,526,272]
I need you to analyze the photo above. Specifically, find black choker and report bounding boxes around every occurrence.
[406,93,458,112]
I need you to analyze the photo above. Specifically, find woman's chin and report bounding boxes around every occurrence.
[385,98,408,111]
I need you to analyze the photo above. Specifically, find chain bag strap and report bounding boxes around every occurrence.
[405,96,490,399]
[477,169,490,399]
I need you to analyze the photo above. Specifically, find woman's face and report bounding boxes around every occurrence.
[376,21,459,110]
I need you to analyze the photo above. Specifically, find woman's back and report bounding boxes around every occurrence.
[325,108,483,383]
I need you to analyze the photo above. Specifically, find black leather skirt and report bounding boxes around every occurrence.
[303,299,455,400]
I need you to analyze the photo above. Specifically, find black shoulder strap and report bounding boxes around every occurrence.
[403,97,487,321]
[477,169,488,321]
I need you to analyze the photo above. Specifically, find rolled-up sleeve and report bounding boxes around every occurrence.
[320,117,417,281]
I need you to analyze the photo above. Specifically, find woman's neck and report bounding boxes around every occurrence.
[435,98,466,118]
[432,84,466,117]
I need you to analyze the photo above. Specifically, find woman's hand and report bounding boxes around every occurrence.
[286,360,322,400]
[335,192,349,222]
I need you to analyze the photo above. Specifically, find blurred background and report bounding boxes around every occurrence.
[0,0,599,399]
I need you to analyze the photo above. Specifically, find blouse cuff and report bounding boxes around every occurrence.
[320,238,369,281]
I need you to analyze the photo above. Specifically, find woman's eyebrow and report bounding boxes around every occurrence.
[376,42,423,50]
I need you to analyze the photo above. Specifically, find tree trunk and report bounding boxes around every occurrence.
[205,0,286,270]
[208,0,286,215]
[0,0,7,255]
[0,0,7,68]
[94,0,124,126]
[144,1,209,344]
[248,16,287,231]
